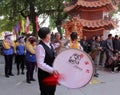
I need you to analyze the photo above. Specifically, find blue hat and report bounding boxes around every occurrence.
[16,36,24,41]
[5,32,12,37]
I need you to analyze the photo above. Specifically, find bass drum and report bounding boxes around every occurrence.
[53,49,94,88]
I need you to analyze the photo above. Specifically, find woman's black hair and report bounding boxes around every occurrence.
[28,36,36,44]
[95,36,99,40]
[38,27,50,39]
[70,32,77,41]
[108,34,112,37]
[113,50,118,55]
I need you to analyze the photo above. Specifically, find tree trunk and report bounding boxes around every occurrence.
[29,1,37,37]
[56,25,62,37]
[55,1,64,37]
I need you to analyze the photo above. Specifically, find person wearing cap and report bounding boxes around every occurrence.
[2,32,16,78]
[36,27,59,95]
[15,36,25,75]
[25,36,37,84]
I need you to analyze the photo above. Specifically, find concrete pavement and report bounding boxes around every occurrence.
[0,55,120,95]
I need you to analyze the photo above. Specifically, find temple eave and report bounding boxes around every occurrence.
[80,19,117,30]
[64,0,118,13]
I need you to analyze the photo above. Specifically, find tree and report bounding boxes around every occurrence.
[0,0,26,33]
[1,0,119,36]
[48,1,68,36]
[20,0,69,36]
[0,0,69,36]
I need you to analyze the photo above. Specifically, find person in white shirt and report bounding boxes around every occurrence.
[36,27,59,95]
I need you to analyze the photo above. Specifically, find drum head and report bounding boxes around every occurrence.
[53,49,94,88]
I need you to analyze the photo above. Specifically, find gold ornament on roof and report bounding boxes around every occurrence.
[62,16,83,38]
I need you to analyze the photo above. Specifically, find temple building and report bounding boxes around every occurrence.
[63,0,119,39]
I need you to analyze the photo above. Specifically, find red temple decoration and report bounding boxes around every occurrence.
[63,0,119,39]
[62,16,83,38]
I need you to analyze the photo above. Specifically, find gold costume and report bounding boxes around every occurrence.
[2,40,16,53]
[25,41,36,54]
[69,39,81,49]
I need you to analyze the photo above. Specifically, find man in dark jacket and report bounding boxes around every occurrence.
[105,34,114,67]
[99,35,106,67]
[91,36,102,77]
[80,36,88,52]
[113,35,120,52]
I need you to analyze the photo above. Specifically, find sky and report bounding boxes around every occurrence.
[38,15,58,33]
[110,12,120,36]
[0,16,4,20]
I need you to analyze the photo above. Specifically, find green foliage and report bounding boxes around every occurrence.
[118,3,120,11]
[0,0,69,34]
[0,0,25,32]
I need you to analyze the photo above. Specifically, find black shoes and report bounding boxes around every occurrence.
[26,78,36,84]
[9,73,14,76]
[21,72,24,75]
[94,74,98,77]
[17,71,24,75]
[94,73,99,77]
[5,75,9,78]
[5,73,14,78]
[30,78,36,81]
[26,80,31,84]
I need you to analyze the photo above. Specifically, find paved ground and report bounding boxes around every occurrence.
[0,55,120,95]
